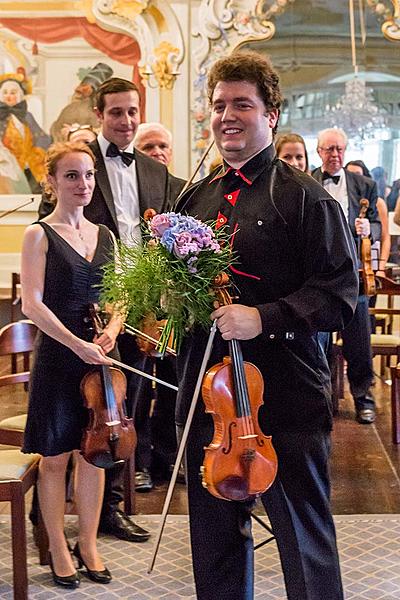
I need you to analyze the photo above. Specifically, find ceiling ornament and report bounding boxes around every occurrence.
[366,0,400,41]
[191,0,296,172]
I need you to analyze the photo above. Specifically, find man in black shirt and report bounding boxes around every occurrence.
[176,51,358,600]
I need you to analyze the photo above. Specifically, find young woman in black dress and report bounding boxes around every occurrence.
[21,141,121,588]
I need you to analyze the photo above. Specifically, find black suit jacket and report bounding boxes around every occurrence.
[312,167,381,244]
[38,140,173,237]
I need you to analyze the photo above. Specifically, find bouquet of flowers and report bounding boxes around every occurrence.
[100,212,234,353]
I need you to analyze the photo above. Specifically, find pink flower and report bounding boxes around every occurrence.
[150,214,171,237]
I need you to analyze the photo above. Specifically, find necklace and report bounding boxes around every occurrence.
[76,229,85,242]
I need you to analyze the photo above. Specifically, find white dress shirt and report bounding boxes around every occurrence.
[322,168,349,223]
[97,132,141,247]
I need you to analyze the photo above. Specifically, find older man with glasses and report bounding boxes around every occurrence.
[312,127,381,424]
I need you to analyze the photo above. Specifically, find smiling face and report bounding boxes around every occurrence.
[95,90,140,150]
[0,81,24,106]
[48,152,96,207]
[210,80,279,168]
[277,141,307,172]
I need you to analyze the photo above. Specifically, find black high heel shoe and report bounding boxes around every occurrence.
[48,552,80,589]
[72,543,112,584]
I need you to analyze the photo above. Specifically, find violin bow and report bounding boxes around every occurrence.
[108,357,178,392]
[0,197,35,220]
[148,319,218,573]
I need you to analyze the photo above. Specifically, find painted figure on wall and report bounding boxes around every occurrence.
[50,63,113,142]
[0,68,52,193]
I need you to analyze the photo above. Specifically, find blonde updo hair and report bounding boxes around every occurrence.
[43,141,96,203]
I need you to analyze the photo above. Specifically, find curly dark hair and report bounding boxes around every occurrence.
[207,50,282,132]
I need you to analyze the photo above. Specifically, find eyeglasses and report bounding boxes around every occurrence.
[318,145,346,154]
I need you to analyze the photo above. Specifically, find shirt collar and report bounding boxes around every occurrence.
[98,131,135,157]
[209,144,276,185]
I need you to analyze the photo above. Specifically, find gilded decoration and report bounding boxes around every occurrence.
[97,0,149,22]
[139,41,180,90]
[191,0,295,172]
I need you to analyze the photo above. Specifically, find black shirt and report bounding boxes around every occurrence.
[175,145,358,433]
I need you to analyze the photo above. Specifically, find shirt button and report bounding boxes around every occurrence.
[269,334,275,339]
[257,220,263,226]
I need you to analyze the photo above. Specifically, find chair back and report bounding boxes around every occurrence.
[0,320,38,387]
[10,272,21,322]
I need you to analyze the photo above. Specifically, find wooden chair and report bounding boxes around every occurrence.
[331,275,400,406]
[0,448,40,599]
[10,273,21,323]
[391,364,400,444]
[0,320,37,445]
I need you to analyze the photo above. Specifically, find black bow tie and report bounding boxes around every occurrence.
[322,172,340,185]
[0,100,28,123]
[106,142,135,166]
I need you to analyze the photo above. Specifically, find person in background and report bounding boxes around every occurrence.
[276,133,331,355]
[345,160,390,277]
[65,123,98,145]
[176,50,358,600]
[275,132,309,173]
[131,121,185,491]
[313,128,380,425]
[135,122,185,199]
[21,141,118,588]
[371,166,391,200]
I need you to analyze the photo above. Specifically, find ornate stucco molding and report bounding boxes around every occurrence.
[93,0,184,89]
[191,0,295,170]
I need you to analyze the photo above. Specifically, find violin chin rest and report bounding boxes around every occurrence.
[85,451,125,470]
[216,475,255,502]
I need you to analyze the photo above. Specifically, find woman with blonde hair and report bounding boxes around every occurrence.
[275,132,309,173]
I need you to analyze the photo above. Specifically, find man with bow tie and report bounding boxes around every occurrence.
[38,77,174,543]
[312,127,381,424]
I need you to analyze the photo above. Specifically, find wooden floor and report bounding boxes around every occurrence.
[2,353,400,518]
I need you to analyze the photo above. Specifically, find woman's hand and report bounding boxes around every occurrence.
[72,340,112,365]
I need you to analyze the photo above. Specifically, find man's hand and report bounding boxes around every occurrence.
[355,217,370,238]
[210,304,262,340]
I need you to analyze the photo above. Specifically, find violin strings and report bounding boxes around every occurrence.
[230,339,251,436]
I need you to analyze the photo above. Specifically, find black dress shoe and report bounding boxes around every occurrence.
[49,552,80,589]
[99,509,151,542]
[135,468,153,492]
[356,407,376,424]
[73,543,112,584]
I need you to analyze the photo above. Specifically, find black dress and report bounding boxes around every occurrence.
[23,222,114,457]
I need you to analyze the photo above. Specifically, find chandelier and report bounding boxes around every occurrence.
[327,0,387,142]
[328,74,386,140]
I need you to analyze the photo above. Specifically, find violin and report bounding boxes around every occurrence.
[80,304,137,469]
[358,199,376,296]
[200,274,278,501]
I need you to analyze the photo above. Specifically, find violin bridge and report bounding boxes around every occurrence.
[238,434,258,440]
[105,420,121,426]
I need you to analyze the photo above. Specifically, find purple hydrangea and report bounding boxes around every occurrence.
[148,212,222,269]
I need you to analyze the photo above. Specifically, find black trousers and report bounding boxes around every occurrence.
[183,410,343,600]
[340,295,374,405]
